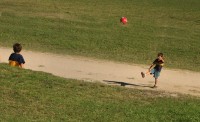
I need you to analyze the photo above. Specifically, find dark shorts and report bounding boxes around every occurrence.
[150,68,161,79]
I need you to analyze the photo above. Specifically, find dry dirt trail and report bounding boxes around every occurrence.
[1,47,200,97]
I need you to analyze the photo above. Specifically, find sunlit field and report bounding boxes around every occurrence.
[0,0,200,71]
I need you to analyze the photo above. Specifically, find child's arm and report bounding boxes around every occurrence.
[160,57,164,66]
[148,64,155,71]
[159,56,165,63]
[144,63,155,75]
[160,58,164,63]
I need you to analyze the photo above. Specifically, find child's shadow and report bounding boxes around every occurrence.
[103,80,152,88]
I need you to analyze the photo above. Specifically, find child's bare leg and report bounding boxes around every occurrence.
[153,78,158,87]
[141,70,151,78]
[145,70,151,75]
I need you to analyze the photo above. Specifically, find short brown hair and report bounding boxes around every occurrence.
[13,43,22,53]
[157,53,164,57]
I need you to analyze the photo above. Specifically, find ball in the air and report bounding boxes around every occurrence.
[120,17,127,24]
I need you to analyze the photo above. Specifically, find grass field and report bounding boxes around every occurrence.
[0,63,199,121]
[0,0,200,71]
[0,1,200,121]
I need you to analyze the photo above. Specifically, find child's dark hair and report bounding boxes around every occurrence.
[13,43,22,53]
[157,52,164,57]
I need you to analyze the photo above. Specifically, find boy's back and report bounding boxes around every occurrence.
[8,43,25,68]
[9,53,25,67]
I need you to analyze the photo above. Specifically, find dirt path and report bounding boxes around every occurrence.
[1,47,200,97]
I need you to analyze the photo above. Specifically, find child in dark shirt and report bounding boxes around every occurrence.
[141,53,164,88]
[9,43,25,68]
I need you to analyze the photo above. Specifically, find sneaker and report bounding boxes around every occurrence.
[141,72,145,78]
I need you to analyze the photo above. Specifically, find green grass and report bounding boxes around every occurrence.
[0,0,200,71]
[0,63,200,121]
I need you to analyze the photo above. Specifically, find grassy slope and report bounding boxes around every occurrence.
[0,63,200,121]
[0,0,200,71]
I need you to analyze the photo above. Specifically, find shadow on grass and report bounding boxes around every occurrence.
[103,80,153,88]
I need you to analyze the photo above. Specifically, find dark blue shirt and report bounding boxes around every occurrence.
[9,53,25,64]
[153,59,164,72]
